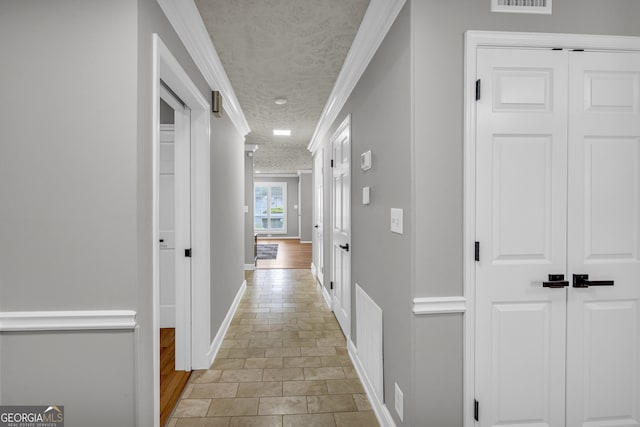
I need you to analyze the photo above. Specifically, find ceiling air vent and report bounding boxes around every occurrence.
[491,0,552,14]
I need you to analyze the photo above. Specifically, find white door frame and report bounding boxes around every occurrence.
[152,34,211,427]
[314,149,325,285]
[463,31,640,426]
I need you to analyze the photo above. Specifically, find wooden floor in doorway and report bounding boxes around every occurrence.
[160,328,191,426]
[256,239,312,269]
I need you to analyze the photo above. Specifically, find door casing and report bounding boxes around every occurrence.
[463,31,640,426]
[150,34,212,427]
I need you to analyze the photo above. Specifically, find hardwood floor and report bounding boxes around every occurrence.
[160,328,191,426]
[256,239,312,269]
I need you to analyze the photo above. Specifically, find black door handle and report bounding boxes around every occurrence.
[573,274,614,288]
[543,274,569,288]
[314,224,319,228]
[339,243,349,252]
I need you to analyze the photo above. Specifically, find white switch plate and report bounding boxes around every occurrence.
[362,187,370,205]
[243,205,249,213]
[395,382,404,421]
[390,208,403,234]
[361,150,372,171]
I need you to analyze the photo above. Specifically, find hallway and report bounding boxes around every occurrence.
[167,269,378,427]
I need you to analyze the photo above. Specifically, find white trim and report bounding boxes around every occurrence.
[256,236,300,240]
[322,283,332,311]
[254,173,299,178]
[296,170,312,175]
[245,144,259,152]
[311,262,317,277]
[152,33,213,426]
[307,0,406,154]
[348,339,397,427]
[462,31,640,427]
[300,241,312,244]
[157,0,250,137]
[244,263,256,271]
[412,297,466,315]
[0,310,136,331]
[207,280,247,366]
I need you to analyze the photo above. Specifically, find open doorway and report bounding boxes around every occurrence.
[152,34,212,427]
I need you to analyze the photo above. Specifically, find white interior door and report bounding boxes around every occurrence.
[331,118,351,337]
[314,149,324,284]
[475,47,569,427]
[566,51,640,427]
[159,124,177,328]
[476,46,640,427]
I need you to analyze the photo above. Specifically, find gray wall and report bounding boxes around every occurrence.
[210,112,246,337]
[1,1,246,425]
[411,0,640,425]
[254,176,300,238]
[320,4,413,425]
[0,2,138,425]
[244,152,256,266]
[298,172,313,242]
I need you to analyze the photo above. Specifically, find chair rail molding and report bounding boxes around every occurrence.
[0,310,137,331]
[412,296,466,315]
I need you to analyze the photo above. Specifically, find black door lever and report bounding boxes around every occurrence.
[339,243,349,252]
[573,274,614,288]
[543,274,569,288]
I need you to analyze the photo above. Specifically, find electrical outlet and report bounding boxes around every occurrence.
[395,382,404,421]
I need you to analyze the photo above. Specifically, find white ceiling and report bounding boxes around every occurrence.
[194,0,370,173]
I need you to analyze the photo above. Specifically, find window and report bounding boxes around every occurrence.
[254,182,287,233]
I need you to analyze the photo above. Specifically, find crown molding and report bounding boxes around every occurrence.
[307,0,406,154]
[157,0,251,137]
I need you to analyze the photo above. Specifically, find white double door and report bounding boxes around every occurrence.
[475,47,640,426]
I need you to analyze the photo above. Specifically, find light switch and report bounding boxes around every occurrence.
[361,150,372,171]
[362,187,370,205]
[390,208,403,234]
[244,205,249,213]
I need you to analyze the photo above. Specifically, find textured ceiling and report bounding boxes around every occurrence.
[195,0,370,173]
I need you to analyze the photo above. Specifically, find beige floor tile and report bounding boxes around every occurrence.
[173,399,212,418]
[325,379,364,395]
[191,370,223,383]
[212,359,246,370]
[258,396,308,415]
[244,358,283,369]
[282,381,328,396]
[227,348,267,359]
[300,347,336,357]
[228,415,282,427]
[333,411,379,427]
[175,417,230,427]
[237,382,283,398]
[283,413,335,427]
[307,395,356,414]
[342,366,358,379]
[318,357,350,368]
[352,394,372,411]
[265,347,301,357]
[262,368,305,381]
[220,369,264,383]
[303,367,346,381]
[189,383,239,398]
[207,398,259,417]
[282,357,322,368]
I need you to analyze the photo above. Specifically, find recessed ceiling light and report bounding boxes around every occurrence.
[273,129,291,136]
[274,97,287,105]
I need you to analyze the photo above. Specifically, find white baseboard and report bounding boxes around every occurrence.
[300,241,312,244]
[256,236,300,240]
[311,262,317,277]
[348,339,397,427]
[207,280,247,366]
[321,283,332,310]
[244,263,255,271]
[0,310,137,331]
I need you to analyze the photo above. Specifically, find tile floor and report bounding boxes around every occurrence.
[167,269,379,427]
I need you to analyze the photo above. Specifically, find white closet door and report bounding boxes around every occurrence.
[475,47,569,427]
[566,51,640,427]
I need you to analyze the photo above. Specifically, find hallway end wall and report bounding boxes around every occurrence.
[254,176,300,238]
